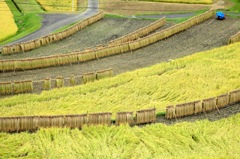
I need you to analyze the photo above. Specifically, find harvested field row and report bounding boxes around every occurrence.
[1,104,240,159]
[0,17,240,82]
[0,18,167,60]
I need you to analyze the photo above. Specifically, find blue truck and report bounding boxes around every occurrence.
[216,12,225,20]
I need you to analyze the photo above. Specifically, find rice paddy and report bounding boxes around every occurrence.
[1,113,240,158]
[13,0,44,13]
[0,1,18,42]
[36,0,78,12]
[0,41,239,117]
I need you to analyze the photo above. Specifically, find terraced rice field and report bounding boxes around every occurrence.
[0,7,240,159]
[1,17,240,84]
[13,0,44,13]
[0,1,18,42]
[0,40,239,116]
[1,109,240,158]
[36,0,78,11]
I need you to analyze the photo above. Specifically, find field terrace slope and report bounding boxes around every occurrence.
[0,41,239,116]
[1,111,240,158]
[0,17,240,82]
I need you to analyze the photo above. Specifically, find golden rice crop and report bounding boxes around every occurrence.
[0,42,239,116]
[0,1,18,42]
[1,113,240,158]
[36,0,78,11]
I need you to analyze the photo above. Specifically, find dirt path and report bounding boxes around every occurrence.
[0,17,240,84]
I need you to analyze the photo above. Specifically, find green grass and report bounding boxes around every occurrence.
[1,113,240,158]
[4,0,22,17]
[229,0,240,12]
[13,0,44,14]
[0,42,239,117]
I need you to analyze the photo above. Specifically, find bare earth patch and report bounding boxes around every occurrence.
[0,17,240,88]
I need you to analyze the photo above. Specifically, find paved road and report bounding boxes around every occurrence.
[3,0,98,46]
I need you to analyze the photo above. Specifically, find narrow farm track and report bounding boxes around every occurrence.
[0,17,240,83]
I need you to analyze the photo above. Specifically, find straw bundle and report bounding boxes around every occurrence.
[57,55,68,66]
[2,46,12,55]
[139,37,150,47]
[88,112,112,126]
[14,45,21,54]
[1,46,9,55]
[109,17,165,45]
[40,38,47,46]
[82,72,97,84]
[64,114,88,129]
[165,106,175,119]
[50,115,65,127]
[194,100,203,114]
[43,56,58,68]
[229,31,240,44]
[175,105,183,118]
[229,90,240,104]
[136,108,156,124]
[217,94,229,108]
[119,43,130,53]
[13,81,23,94]
[95,47,108,59]
[78,50,96,62]
[0,117,19,132]
[0,82,12,95]
[96,68,114,80]
[24,80,33,92]
[38,116,52,128]
[18,59,31,70]
[203,97,217,112]
[129,40,141,51]
[68,53,78,64]
[183,102,194,116]
[13,80,33,94]
[116,112,134,125]
[55,76,64,88]
[19,116,33,131]
[2,60,14,72]
[106,45,121,56]
[43,78,51,90]
[30,58,43,69]
[70,75,76,86]
[0,118,8,132]
[34,39,41,48]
